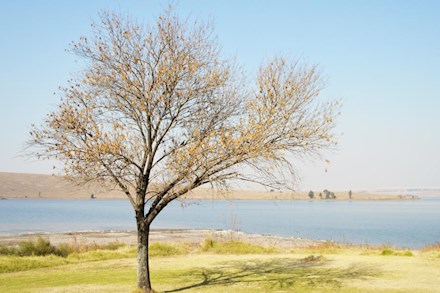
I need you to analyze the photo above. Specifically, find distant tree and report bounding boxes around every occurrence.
[319,192,322,199]
[28,8,339,293]
[348,190,352,199]
[322,189,336,199]
[308,190,314,199]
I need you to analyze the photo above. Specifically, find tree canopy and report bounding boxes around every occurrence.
[29,8,339,292]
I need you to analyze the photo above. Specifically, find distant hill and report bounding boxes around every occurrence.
[0,172,124,199]
[0,172,405,200]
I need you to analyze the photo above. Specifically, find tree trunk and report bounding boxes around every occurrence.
[136,214,153,292]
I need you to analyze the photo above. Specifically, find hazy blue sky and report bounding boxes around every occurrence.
[0,0,439,191]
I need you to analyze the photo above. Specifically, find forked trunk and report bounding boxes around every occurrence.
[136,214,153,293]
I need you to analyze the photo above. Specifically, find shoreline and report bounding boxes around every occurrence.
[1,231,438,292]
[0,229,424,250]
[0,229,330,248]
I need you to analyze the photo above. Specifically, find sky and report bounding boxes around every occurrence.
[0,0,439,191]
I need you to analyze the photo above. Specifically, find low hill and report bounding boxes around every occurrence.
[0,172,124,199]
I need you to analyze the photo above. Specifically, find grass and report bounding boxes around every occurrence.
[0,238,440,292]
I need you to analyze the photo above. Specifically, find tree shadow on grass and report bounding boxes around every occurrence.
[165,256,380,292]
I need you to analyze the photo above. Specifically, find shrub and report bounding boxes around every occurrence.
[381,247,394,255]
[0,245,18,255]
[380,246,413,256]
[149,243,186,257]
[401,250,414,257]
[301,255,326,262]
[201,238,215,251]
[56,243,74,257]
[201,238,277,254]
[291,241,342,255]
[18,237,57,256]
[102,240,125,251]
[0,238,126,258]
[422,242,440,252]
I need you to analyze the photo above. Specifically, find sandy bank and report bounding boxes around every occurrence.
[0,229,323,248]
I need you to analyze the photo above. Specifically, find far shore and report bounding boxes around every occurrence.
[0,194,418,201]
[0,172,416,201]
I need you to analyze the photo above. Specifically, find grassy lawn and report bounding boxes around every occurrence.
[1,241,439,292]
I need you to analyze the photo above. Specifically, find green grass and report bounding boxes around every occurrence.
[0,255,68,273]
[1,238,440,292]
[0,246,137,273]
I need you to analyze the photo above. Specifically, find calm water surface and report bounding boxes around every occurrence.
[1,198,439,248]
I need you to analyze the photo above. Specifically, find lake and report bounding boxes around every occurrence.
[0,199,439,248]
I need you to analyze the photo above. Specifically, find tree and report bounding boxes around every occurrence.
[348,190,352,199]
[308,190,314,199]
[323,189,336,199]
[28,8,338,293]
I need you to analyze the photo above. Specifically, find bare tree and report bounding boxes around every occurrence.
[29,8,339,293]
